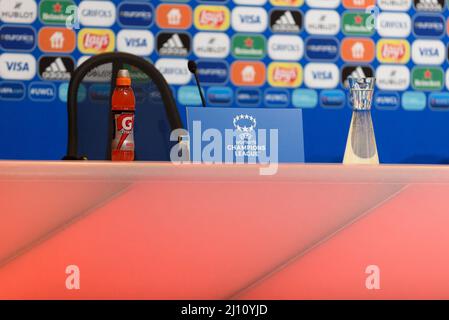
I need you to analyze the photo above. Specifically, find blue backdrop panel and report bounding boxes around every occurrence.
[1,0,449,163]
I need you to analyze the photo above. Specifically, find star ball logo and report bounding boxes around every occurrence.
[228,113,272,161]
[228,113,276,168]
[233,114,257,141]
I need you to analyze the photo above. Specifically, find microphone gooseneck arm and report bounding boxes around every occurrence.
[188,60,207,108]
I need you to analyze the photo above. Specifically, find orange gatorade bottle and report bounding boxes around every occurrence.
[111,69,136,161]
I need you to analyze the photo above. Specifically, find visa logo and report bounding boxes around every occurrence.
[419,48,439,56]
[239,15,261,24]
[125,37,148,47]
[6,61,29,71]
[312,71,333,80]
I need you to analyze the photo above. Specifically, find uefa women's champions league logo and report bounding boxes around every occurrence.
[233,114,257,142]
[230,113,275,162]
[169,111,280,175]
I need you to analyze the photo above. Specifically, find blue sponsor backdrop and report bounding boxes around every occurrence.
[2,0,449,164]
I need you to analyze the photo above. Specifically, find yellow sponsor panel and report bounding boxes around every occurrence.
[268,62,303,88]
[270,0,304,6]
[376,39,410,64]
[78,28,115,55]
[194,5,230,31]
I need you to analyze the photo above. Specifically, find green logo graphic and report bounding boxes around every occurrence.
[232,34,266,59]
[342,12,375,36]
[39,0,75,25]
[412,67,444,91]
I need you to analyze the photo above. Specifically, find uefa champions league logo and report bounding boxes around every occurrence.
[233,114,257,141]
[231,114,265,160]
[169,112,279,175]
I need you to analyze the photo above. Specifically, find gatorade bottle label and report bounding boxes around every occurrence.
[112,113,135,153]
[111,69,135,161]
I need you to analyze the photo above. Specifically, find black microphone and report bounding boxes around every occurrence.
[188,60,206,108]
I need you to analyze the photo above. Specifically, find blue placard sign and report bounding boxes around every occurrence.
[186,107,304,166]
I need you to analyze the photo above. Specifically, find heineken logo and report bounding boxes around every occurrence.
[232,34,266,59]
[412,67,443,91]
[39,0,75,25]
[342,12,375,36]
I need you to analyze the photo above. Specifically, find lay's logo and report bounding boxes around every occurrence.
[377,39,410,64]
[268,62,302,88]
[194,6,230,31]
[78,29,115,54]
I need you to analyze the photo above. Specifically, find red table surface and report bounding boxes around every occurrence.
[0,161,449,299]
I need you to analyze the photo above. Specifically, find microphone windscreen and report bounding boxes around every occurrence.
[187,60,197,74]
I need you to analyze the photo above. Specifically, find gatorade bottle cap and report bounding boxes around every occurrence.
[116,69,131,86]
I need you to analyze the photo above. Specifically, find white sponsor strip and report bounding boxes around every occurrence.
[378,0,412,11]
[155,58,191,85]
[193,32,230,59]
[376,65,410,91]
[268,35,303,61]
[305,9,340,36]
[377,12,411,38]
[0,0,37,24]
[79,1,116,27]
